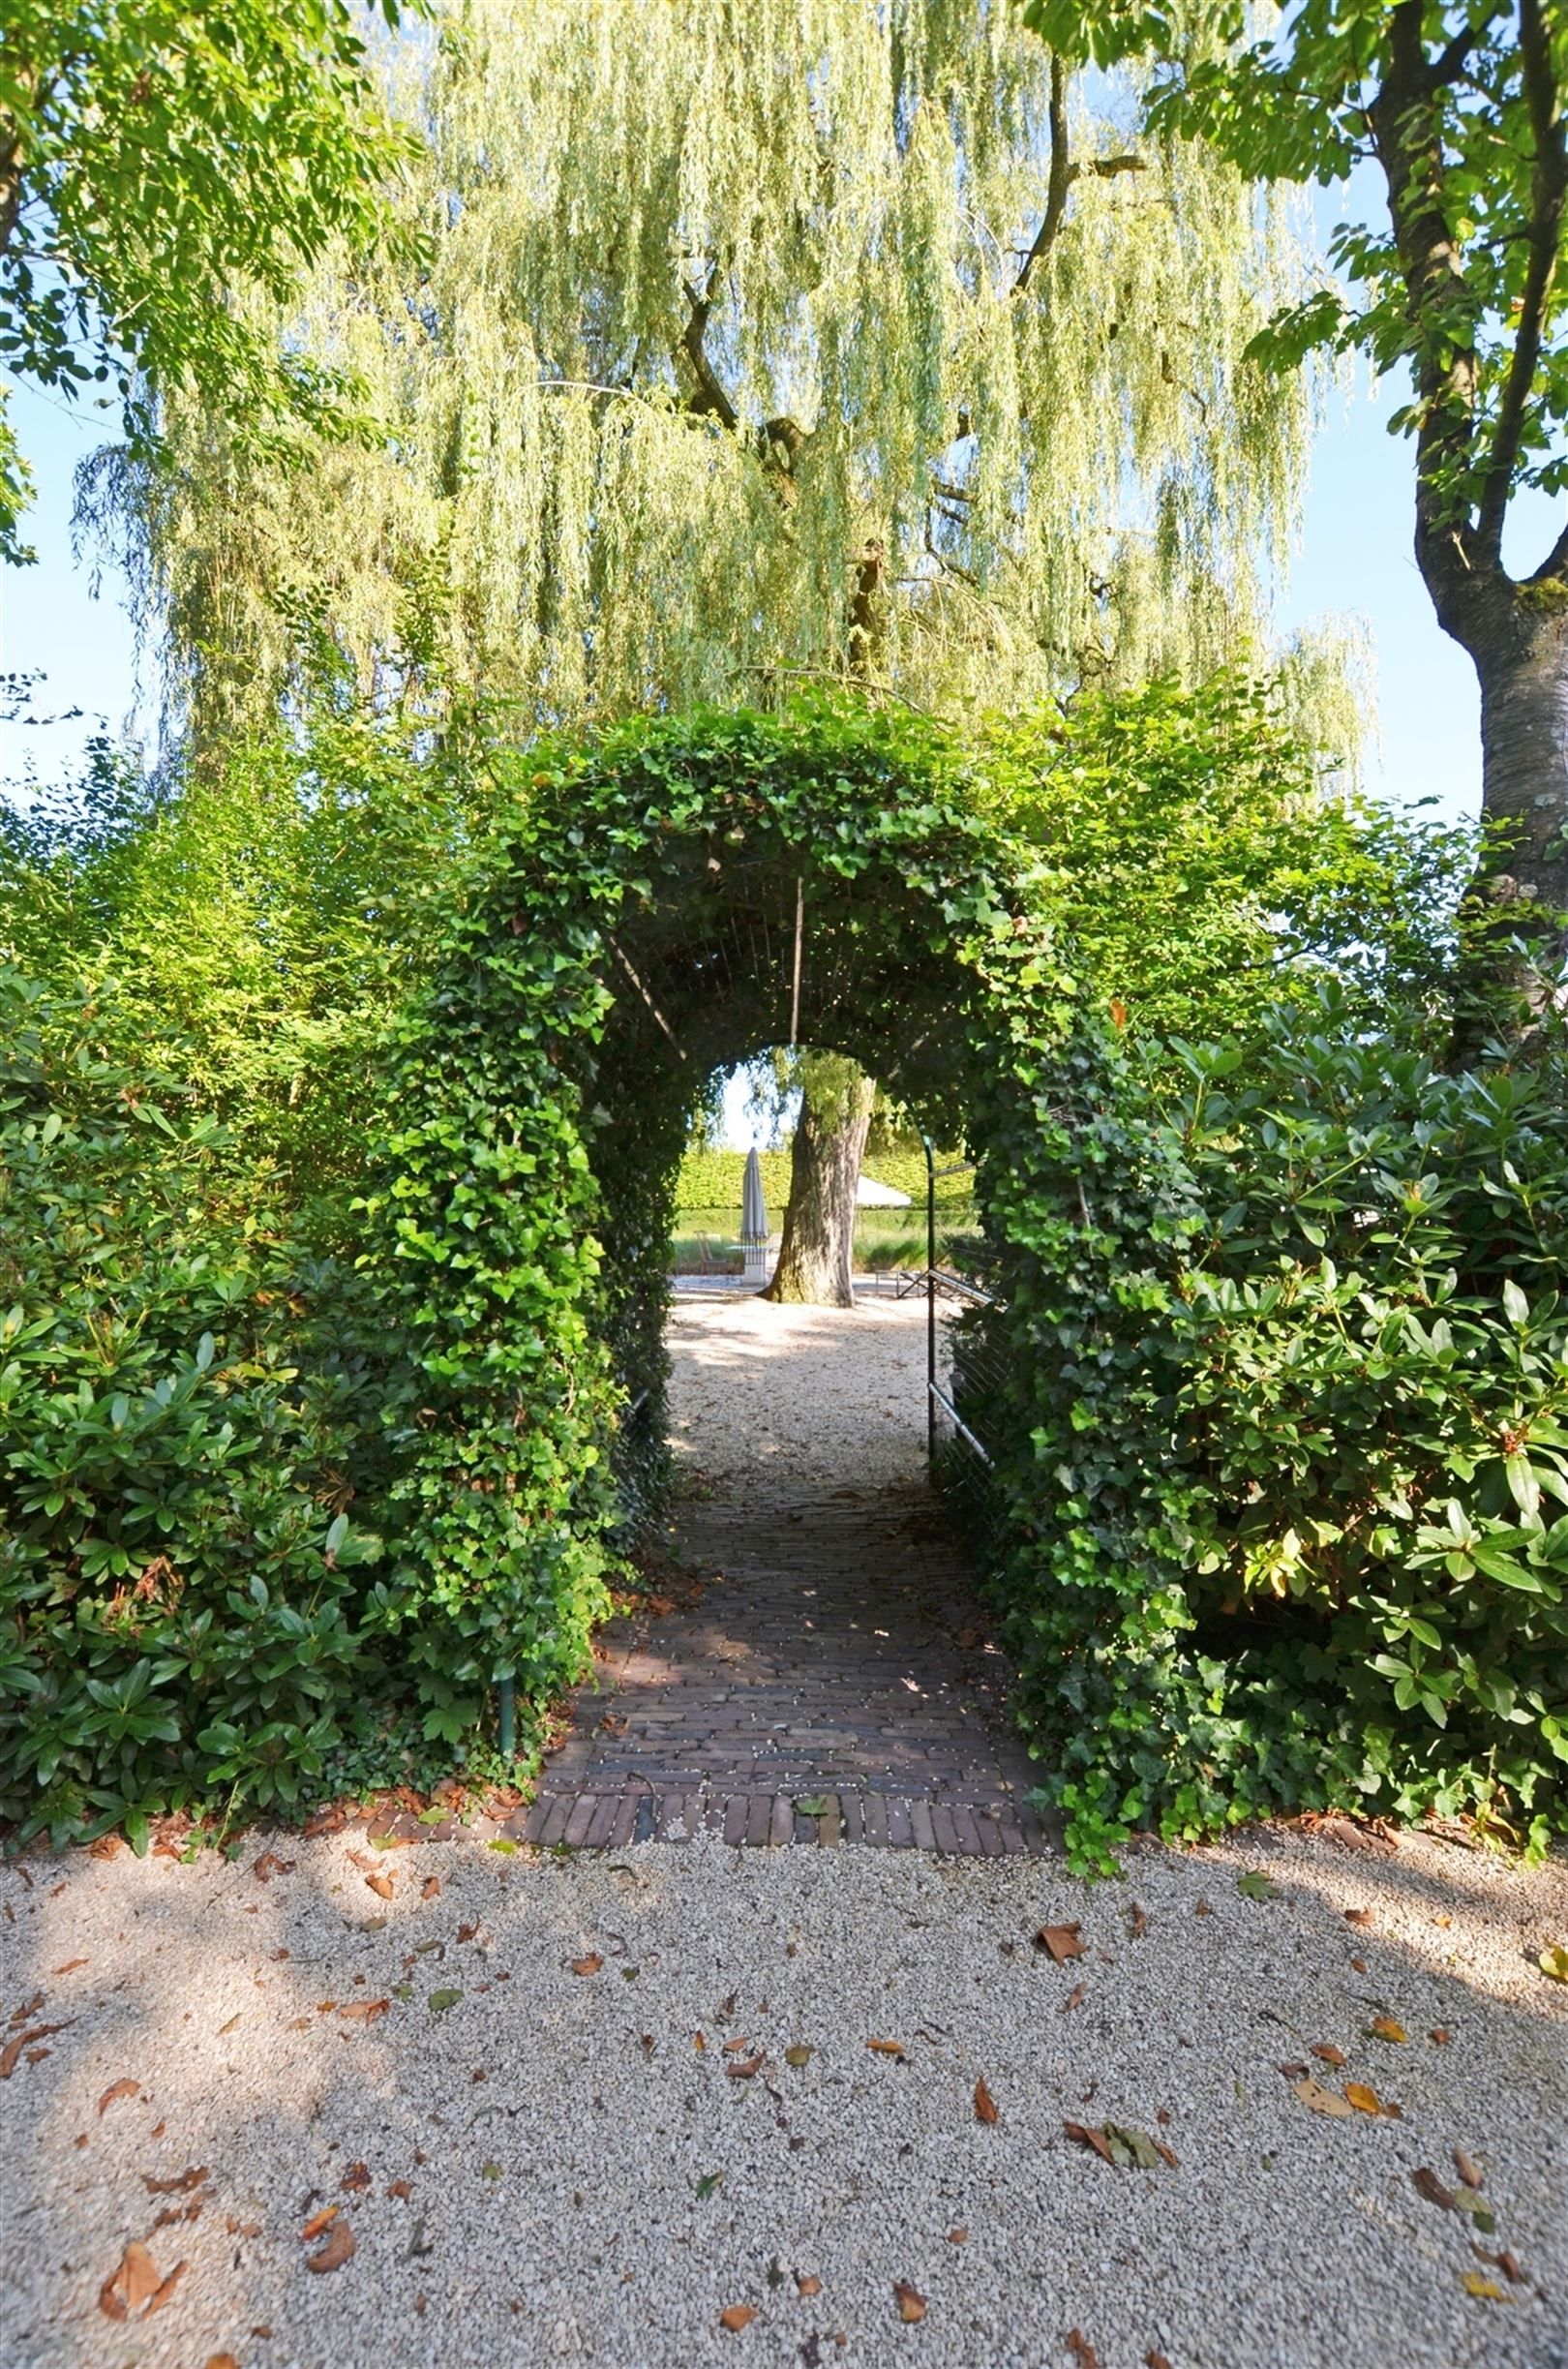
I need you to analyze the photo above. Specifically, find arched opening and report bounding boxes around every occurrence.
[370,706,1068,1758]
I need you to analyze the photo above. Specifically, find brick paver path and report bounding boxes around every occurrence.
[518,1296,1051,1854]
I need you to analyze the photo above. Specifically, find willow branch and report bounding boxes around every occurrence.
[1013,54,1145,295]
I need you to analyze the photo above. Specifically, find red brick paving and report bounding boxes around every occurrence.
[521,1481,1052,1854]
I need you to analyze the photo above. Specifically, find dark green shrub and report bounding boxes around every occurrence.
[0,972,392,1846]
[968,988,1568,1869]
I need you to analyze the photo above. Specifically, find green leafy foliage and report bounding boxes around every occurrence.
[0,972,396,1846]
[960,986,1568,1869]
[0,0,416,560]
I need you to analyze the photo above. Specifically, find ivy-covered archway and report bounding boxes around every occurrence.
[364,706,1073,1745]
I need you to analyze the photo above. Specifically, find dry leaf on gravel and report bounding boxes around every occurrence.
[974,2077,999,2124]
[1454,2148,1484,2190]
[1146,2354,1173,2369]
[387,2179,412,2201]
[718,2305,757,2332]
[1430,2026,1453,2045]
[797,2274,823,2296]
[725,2052,766,2080]
[1129,1903,1147,1939]
[893,2281,926,2323]
[570,1955,604,1977]
[306,2219,356,2273]
[365,1872,394,1901]
[1474,2247,1524,2284]
[1036,1924,1084,1963]
[1062,1982,1087,2014]
[1538,1945,1568,1982]
[98,2241,186,2322]
[866,2037,907,2059]
[1344,2082,1384,2115]
[1413,2169,1457,2211]
[142,2165,209,2196]
[421,1875,441,1900]
[1461,2272,1511,2302]
[0,2022,67,2078]
[1343,1907,1372,1928]
[252,1850,293,1883]
[1292,2077,1355,2118]
[203,2355,242,2368]
[1310,2044,1346,2068]
[1193,1899,1212,1917]
[98,2080,139,2115]
[52,1959,88,1975]
[339,1999,390,2022]
[946,2227,967,2244]
[341,2163,371,2193]
[785,2045,812,2067]
[1066,2334,1100,2368]
[1368,2017,1407,2044]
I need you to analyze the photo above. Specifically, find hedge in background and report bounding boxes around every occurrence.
[962,987,1568,1870]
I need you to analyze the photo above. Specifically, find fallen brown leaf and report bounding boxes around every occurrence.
[866,2038,907,2059]
[1292,2077,1354,2118]
[252,1849,294,1883]
[1344,2082,1383,2115]
[457,1921,479,1945]
[1430,2026,1453,2046]
[0,2022,68,2078]
[718,2304,757,2332]
[1146,2354,1174,2369]
[946,2227,968,2244]
[725,2051,767,2080]
[142,2165,209,2197]
[797,2273,823,2296]
[338,1998,390,2022]
[301,2204,339,2241]
[1368,2017,1407,2044]
[1193,1898,1212,1917]
[1350,1956,1369,1972]
[52,1959,88,1976]
[1310,2043,1346,2068]
[1454,2148,1484,2191]
[1065,2331,1099,2367]
[721,2035,752,2054]
[387,2179,412,2201]
[974,2076,999,2124]
[1343,1907,1372,1928]
[1036,1923,1084,1963]
[1473,2246,1524,2284]
[1062,1981,1087,2015]
[97,2079,139,2116]
[570,1955,604,1977]
[422,1875,441,1900]
[98,2241,185,2322]
[893,2281,926,2323]
[341,2162,371,2193]
[1064,2120,1116,2164]
[204,2355,243,2368]
[365,1872,394,1901]
[1413,2168,1457,2212]
[306,2219,356,2273]
[1129,1902,1148,1939]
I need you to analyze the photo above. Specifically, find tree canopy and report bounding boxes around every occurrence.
[0,0,412,562]
[121,0,1332,743]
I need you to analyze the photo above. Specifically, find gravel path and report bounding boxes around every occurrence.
[1,1827,1565,2369]
[2,1296,1566,2369]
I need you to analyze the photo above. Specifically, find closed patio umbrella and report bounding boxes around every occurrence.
[740,1146,769,1283]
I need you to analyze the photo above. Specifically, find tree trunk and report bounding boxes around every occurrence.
[1434,583,1568,1048]
[763,1062,875,1308]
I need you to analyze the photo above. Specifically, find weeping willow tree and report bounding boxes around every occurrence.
[101,0,1333,1293]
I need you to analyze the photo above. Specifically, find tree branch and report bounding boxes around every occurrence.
[677,275,739,433]
[1015,53,1072,292]
[1476,0,1568,560]
[1013,55,1145,295]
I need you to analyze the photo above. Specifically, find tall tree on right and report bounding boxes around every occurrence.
[1026,0,1568,1008]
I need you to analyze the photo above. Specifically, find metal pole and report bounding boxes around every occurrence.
[922,1131,936,1472]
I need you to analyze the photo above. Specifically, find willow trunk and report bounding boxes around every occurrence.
[763,1071,875,1308]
